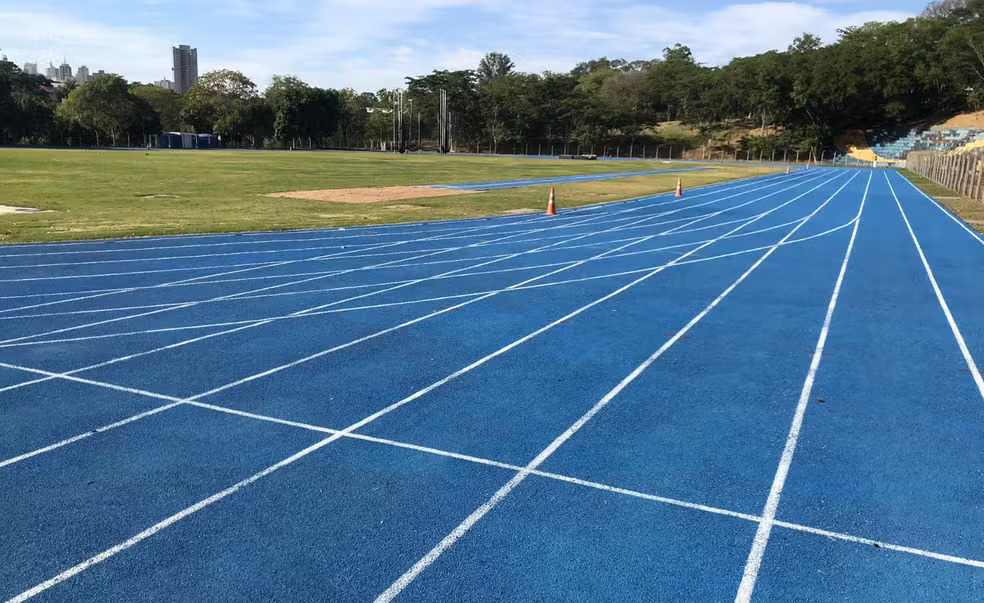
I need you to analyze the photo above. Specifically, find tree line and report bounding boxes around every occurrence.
[1,0,982,153]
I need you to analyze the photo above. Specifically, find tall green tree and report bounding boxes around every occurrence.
[58,75,139,146]
[181,70,261,143]
[130,85,184,131]
[0,59,56,144]
[477,52,515,82]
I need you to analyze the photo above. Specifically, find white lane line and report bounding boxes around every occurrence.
[0,184,818,322]
[5,363,983,580]
[897,171,984,247]
[0,173,829,402]
[768,520,984,569]
[0,210,576,317]
[0,168,790,256]
[0,233,663,461]
[3,173,841,602]
[3,435,341,603]
[0,171,807,291]
[0,212,619,346]
[733,170,871,603]
[0,214,854,352]
[886,174,984,400]
[0,208,681,400]
[374,170,860,603]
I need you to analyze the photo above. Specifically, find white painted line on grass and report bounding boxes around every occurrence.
[375,170,860,603]
[734,170,871,603]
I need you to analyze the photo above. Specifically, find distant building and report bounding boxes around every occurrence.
[58,62,73,82]
[154,79,174,90]
[171,45,198,94]
[92,70,107,79]
[45,63,59,80]
[76,65,90,84]
[23,62,37,75]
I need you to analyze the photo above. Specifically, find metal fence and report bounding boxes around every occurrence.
[907,151,984,201]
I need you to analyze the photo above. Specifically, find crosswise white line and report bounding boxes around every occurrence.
[374,171,861,603]
[734,170,871,602]
[2,172,846,602]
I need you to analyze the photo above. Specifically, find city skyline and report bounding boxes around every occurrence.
[2,0,928,91]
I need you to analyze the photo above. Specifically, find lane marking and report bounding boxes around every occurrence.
[0,173,831,399]
[897,171,984,247]
[0,217,854,352]
[0,165,773,257]
[0,176,846,600]
[0,209,631,346]
[375,170,861,603]
[0,171,808,291]
[0,233,665,458]
[886,173,984,400]
[0,188,818,322]
[734,170,871,603]
[3,366,983,584]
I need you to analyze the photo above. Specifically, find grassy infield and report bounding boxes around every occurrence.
[0,149,780,244]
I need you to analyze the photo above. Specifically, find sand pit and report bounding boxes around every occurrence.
[267,186,479,204]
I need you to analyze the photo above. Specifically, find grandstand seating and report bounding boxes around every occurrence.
[835,127,984,164]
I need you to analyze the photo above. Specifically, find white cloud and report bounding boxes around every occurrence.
[1,1,918,90]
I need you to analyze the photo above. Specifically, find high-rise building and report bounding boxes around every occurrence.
[58,62,73,82]
[45,63,59,81]
[171,45,198,94]
[154,79,174,90]
[76,65,90,84]
[23,63,37,75]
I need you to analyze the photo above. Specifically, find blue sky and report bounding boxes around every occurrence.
[1,0,926,91]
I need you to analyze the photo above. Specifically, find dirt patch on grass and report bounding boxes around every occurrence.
[502,208,538,214]
[267,186,479,203]
[384,204,427,210]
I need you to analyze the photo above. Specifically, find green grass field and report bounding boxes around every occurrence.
[0,149,780,243]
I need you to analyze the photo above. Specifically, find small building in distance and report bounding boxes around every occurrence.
[158,132,220,149]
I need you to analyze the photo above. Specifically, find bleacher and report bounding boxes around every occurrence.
[869,128,984,158]
[835,127,984,164]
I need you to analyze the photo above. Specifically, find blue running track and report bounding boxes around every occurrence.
[1,168,983,602]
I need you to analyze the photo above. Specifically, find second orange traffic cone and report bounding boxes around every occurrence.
[546,187,557,216]
[675,178,683,197]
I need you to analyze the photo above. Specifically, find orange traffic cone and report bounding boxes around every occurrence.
[546,187,557,216]
[675,178,683,197]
